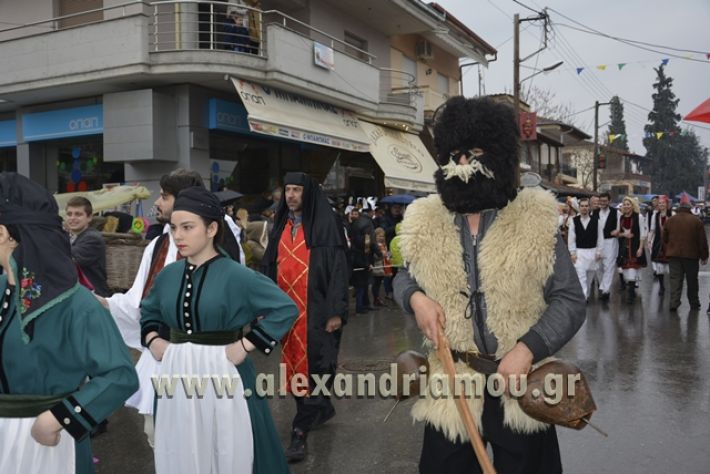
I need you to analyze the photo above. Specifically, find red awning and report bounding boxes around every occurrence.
[684,98,710,124]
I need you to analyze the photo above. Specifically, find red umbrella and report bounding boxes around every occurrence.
[684,98,710,124]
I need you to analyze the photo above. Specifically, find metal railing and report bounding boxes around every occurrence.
[148,1,377,64]
[379,68,418,106]
[150,0,264,55]
[0,0,147,42]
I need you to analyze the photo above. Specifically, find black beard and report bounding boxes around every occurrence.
[435,169,516,214]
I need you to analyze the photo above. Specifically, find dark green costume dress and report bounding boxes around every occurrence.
[0,271,139,474]
[140,255,297,474]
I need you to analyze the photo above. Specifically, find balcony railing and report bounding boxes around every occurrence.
[379,68,418,107]
[148,1,375,64]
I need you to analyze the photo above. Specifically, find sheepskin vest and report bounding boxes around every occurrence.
[399,187,559,442]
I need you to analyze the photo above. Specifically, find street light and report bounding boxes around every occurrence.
[520,61,564,83]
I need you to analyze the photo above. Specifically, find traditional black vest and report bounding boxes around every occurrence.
[593,206,619,239]
[573,215,598,249]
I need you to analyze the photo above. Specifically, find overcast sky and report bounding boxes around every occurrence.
[435,0,710,154]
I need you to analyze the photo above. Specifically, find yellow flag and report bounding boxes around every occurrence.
[596,65,607,70]
[656,132,664,139]
[609,134,617,142]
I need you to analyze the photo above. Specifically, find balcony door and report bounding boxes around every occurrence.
[58,0,104,29]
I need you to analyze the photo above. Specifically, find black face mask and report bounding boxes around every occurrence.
[435,151,517,214]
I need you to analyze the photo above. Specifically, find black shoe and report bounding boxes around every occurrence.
[285,429,307,463]
[619,275,626,290]
[599,292,610,301]
[670,306,679,312]
[311,405,336,430]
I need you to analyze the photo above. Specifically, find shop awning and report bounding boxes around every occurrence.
[230,77,370,152]
[360,121,438,193]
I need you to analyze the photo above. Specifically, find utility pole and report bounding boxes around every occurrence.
[513,10,552,185]
[593,100,612,191]
[513,13,521,186]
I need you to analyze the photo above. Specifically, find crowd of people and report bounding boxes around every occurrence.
[559,191,709,309]
[2,95,709,474]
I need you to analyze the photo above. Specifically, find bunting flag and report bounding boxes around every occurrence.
[596,64,607,70]
[576,67,584,75]
[656,132,664,139]
[609,133,625,143]
[617,63,627,70]
[661,58,670,65]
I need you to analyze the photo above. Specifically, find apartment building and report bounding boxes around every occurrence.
[0,0,495,199]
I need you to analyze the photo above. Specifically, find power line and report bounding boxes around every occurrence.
[547,7,709,56]
[555,22,710,64]
[511,0,541,15]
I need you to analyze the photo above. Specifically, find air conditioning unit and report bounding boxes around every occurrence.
[416,39,433,60]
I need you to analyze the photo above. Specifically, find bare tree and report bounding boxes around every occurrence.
[521,86,579,126]
[565,147,595,189]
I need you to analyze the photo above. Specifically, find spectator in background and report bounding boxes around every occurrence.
[663,193,709,311]
[382,204,404,245]
[224,6,252,53]
[372,227,392,306]
[65,196,110,296]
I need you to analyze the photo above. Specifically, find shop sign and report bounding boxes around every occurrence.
[0,119,16,147]
[208,99,250,133]
[23,105,103,142]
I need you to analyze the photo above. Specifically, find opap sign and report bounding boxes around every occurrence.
[23,104,103,142]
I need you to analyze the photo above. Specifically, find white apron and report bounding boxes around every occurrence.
[154,342,254,474]
[126,349,161,415]
[0,417,75,474]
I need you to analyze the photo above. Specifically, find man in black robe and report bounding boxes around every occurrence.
[262,172,349,463]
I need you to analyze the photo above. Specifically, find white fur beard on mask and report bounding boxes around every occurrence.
[440,158,495,183]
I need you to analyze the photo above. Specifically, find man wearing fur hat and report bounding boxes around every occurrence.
[394,96,586,473]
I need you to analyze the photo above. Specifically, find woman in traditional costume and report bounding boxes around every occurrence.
[612,196,647,303]
[649,195,672,294]
[0,172,138,474]
[140,186,297,474]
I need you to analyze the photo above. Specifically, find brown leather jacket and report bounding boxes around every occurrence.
[662,207,709,260]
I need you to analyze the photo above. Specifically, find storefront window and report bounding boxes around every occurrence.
[56,138,123,192]
[0,148,17,172]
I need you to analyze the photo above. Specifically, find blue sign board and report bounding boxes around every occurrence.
[0,120,16,147]
[208,99,250,134]
[22,104,103,142]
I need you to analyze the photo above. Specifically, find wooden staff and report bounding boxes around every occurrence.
[437,332,496,474]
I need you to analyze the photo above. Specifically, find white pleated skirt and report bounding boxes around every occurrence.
[154,342,254,474]
[126,349,161,415]
[0,417,75,474]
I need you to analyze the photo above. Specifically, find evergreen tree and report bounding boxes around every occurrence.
[643,65,706,197]
[606,96,629,151]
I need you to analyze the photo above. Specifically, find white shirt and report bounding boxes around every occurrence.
[568,214,599,255]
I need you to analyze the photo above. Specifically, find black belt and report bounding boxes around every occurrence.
[451,350,500,375]
[0,392,70,418]
[169,328,243,346]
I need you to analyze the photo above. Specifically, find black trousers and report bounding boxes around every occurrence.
[292,394,334,432]
[419,392,562,474]
[669,257,700,308]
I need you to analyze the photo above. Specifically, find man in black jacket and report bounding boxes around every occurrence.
[66,196,110,296]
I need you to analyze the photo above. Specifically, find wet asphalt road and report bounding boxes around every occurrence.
[93,265,710,474]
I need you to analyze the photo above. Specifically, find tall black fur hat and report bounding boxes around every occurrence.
[433,96,520,213]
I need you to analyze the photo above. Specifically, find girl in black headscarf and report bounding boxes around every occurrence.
[140,186,297,474]
[0,172,138,474]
